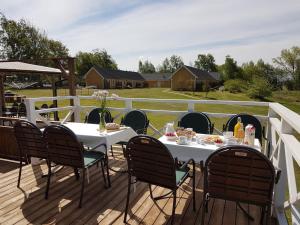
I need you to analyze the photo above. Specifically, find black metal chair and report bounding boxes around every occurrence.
[43,124,110,208]
[202,145,280,225]
[124,135,195,225]
[18,102,26,118]
[85,108,114,124]
[121,110,149,135]
[40,103,49,118]
[223,114,265,143]
[10,102,19,117]
[178,112,214,134]
[115,110,149,157]
[14,120,48,187]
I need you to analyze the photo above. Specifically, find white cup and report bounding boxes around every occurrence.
[178,136,188,145]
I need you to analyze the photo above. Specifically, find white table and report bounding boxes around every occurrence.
[63,122,138,153]
[159,135,261,163]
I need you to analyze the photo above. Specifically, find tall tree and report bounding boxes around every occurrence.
[0,13,68,60]
[194,53,217,72]
[75,49,117,81]
[220,55,243,80]
[138,60,155,73]
[158,55,184,73]
[273,46,300,89]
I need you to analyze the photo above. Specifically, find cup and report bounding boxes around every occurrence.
[178,136,188,145]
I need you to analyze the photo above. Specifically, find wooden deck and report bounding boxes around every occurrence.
[0,149,276,225]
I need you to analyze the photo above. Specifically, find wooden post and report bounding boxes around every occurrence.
[68,58,76,121]
[0,74,5,116]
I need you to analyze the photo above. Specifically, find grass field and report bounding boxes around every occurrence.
[12,87,300,131]
[7,87,300,223]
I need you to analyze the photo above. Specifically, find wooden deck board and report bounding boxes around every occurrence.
[0,150,277,225]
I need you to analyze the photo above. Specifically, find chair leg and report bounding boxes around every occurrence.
[201,193,208,225]
[111,146,114,157]
[124,175,132,223]
[79,168,85,208]
[17,159,23,187]
[45,162,52,199]
[149,184,154,200]
[260,206,266,225]
[266,205,271,225]
[100,160,107,188]
[192,161,196,211]
[105,155,111,187]
[74,167,80,180]
[171,190,177,225]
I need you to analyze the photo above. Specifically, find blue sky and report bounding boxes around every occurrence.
[2,0,300,71]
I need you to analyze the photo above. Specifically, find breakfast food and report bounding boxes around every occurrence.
[202,135,223,144]
[165,132,177,141]
[176,128,196,137]
[105,123,120,130]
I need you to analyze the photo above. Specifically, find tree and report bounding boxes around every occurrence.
[194,53,217,72]
[75,49,117,82]
[0,13,68,60]
[138,60,155,73]
[273,46,300,89]
[220,55,243,80]
[158,55,184,73]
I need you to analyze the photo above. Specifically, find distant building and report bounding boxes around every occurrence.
[85,66,145,89]
[141,73,172,88]
[171,65,220,91]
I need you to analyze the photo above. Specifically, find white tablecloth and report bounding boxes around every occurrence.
[63,122,137,153]
[159,135,261,163]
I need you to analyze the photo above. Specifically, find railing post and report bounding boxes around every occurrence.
[73,96,81,122]
[188,102,194,112]
[24,98,36,124]
[125,99,132,112]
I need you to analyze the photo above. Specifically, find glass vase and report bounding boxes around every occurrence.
[99,113,106,132]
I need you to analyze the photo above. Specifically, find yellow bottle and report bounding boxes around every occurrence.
[234,117,242,138]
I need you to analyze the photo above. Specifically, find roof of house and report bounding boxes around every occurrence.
[183,65,220,81]
[141,73,172,81]
[91,66,145,81]
[209,72,221,81]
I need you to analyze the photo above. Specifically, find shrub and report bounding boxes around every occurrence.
[224,79,247,93]
[247,77,272,99]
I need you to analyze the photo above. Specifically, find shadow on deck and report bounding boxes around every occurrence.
[0,149,277,225]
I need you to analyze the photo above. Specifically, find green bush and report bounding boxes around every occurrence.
[247,77,272,99]
[224,79,247,93]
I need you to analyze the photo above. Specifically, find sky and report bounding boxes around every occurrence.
[1,0,300,71]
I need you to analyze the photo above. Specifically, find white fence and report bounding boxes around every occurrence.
[24,95,300,225]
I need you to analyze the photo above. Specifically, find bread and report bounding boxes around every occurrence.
[105,123,120,130]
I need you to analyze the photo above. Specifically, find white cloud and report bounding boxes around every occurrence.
[2,0,300,70]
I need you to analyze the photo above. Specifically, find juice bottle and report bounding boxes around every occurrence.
[234,117,242,138]
[237,123,245,141]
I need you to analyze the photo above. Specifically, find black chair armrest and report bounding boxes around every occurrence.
[222,124,226,132]
[179,158,195,171]
[211,123,215,134]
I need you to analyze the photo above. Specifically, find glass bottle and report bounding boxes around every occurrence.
[234,117,242,138]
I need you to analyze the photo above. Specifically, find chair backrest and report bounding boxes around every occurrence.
[11,102,19,114]
[18,102,26,117]
[43,125,84,168]
[86,108,113,124]
[178,112,212,134]
[14,120,48,159]
[224,114,263,142]
[204,145,276,206]
[121,110,149,134]
[126,135,176,189]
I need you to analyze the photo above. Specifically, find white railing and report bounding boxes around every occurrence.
[23,95,300,225]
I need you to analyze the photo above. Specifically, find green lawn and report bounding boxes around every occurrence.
[7,87,300,224]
